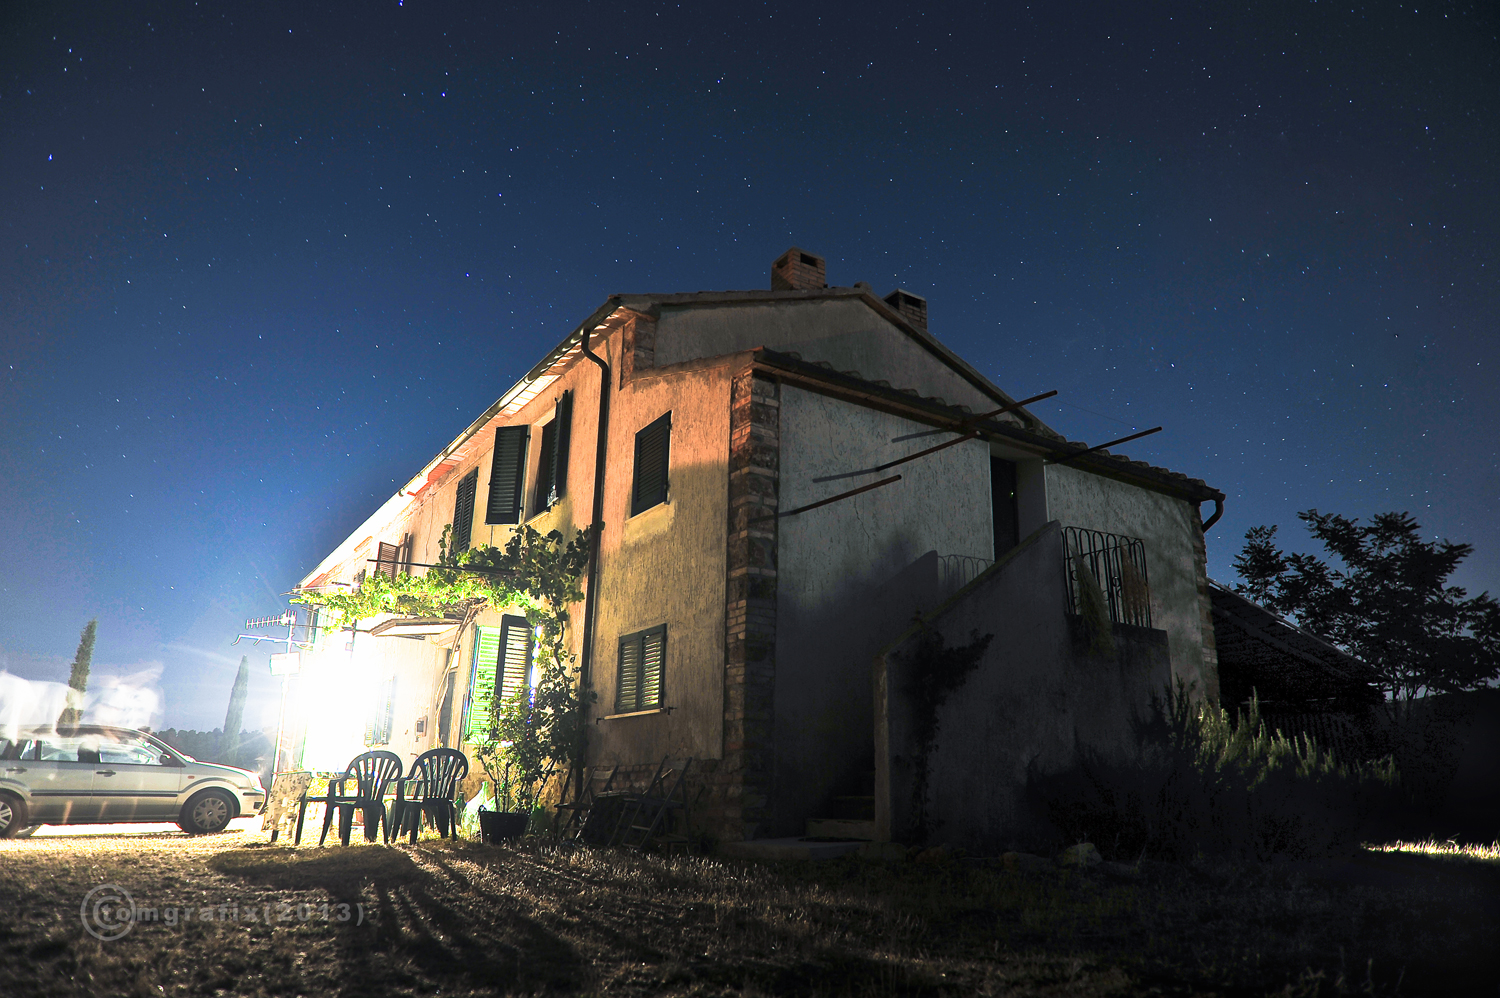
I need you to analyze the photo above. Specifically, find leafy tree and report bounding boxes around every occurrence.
[1233,510,1500,701]
[221,656,250,764]
[57,619,97,728]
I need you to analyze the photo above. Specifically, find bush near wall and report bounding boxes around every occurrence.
[1030,683,1400,861]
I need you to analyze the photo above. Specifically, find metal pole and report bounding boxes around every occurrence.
[274,675,290,773]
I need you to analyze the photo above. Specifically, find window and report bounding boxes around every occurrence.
[616,625,666,713]
[486,425,529,525]
[452,469,479,553]
[463,616,534,742]
[366,677,396,746]
[630,412,671,516]
[436,669,456,747]
[374,535,411,578]
[99,733,170,766]
[532,391,574,513]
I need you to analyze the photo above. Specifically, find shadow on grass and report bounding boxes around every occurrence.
[210,845,582,993]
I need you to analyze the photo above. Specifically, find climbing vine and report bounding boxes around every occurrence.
[292,524,597,809]
[904,622,993,843]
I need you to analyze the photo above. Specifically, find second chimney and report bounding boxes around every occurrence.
[883,288,928,329]
[771,247,827,291]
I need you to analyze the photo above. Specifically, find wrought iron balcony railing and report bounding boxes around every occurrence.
[1062,526,1152,628]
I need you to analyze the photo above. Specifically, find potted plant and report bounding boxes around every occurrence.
[473,682,554,842]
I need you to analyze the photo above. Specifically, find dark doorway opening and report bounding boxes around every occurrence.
[991,457,1019,560]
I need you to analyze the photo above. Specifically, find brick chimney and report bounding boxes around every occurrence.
[771,247,827,291]
[883,288,928,329]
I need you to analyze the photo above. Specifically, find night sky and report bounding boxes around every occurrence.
[2,2,1496,730]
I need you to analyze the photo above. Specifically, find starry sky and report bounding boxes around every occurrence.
[2,2,1496,729]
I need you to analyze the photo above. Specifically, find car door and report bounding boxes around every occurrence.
[27,732,104,823]
[95,731,186,821]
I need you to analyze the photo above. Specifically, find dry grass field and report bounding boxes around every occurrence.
[0,826,1496,997]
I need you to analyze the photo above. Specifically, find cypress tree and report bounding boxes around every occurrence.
[221,656,250,764]
[57,619,98,728]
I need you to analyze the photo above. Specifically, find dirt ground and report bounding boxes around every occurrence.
[0,825,1496,997]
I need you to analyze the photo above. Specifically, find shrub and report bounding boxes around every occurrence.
[1031,681,1400,861]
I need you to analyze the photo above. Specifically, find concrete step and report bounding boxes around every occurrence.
[829,795,875,820]
[805,817,875,840]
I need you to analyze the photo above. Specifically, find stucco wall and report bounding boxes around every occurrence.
[590,357,732,767]
[654,298,1005,416]
[875,522,1172,852]
[1042,463,1217,698]
[773,384,994,836]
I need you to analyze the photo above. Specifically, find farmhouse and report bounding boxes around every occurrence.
[291,248,1227,849]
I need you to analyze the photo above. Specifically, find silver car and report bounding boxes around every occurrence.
[0,725,266,837]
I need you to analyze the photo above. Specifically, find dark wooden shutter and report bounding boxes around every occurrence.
[497,615,534,705]
[631,412,671,516]
[552,391,573,501]
[616,636,641,712]
[640,626,665,708]
[375,541,400,578]
[533,420,558,513]
[486,425,528,524]
[452,470,478,553]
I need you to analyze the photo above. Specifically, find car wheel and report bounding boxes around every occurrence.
[0,794,28,839]
[179,790,235,834]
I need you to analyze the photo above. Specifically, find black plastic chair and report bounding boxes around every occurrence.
[306,751,404,846]
[394,748,469,843]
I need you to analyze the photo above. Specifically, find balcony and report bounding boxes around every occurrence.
[1062,526,1152,629]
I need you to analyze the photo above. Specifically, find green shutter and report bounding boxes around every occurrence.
[641,627,665,708]
[464,626,502,742]
[615,624,666,712]
[616,636,641,712]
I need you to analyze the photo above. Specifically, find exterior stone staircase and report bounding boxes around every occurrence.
[805,771,875,841]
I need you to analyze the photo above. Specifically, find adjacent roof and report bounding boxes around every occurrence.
[1209,579,1381,707]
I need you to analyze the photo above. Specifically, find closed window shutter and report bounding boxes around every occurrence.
[452,470,478,553]
[616,637,641,713]
[486,425,529,524]
[615,625,666,712]
[464,626,502,742]
[553,390,573,501]
[640,626,665,708]
[631,412,671,516]
[498,615,534,704]
[375,541,400,578]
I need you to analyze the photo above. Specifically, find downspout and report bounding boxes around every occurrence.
[1201,498,1224,533]
[579,321,612,694]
